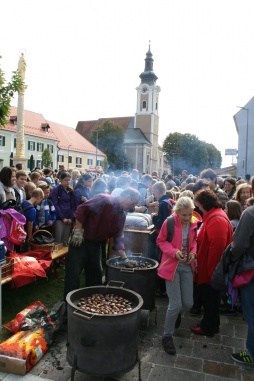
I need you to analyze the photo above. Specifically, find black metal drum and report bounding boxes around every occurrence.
[106,255,159,311]
[66,285,143,378]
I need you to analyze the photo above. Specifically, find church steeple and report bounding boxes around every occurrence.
[139,43,158,86]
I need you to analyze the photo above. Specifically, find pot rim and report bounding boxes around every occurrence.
[66,285,143,317]
[106,256,159,270]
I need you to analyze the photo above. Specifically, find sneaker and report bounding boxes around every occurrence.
[162,335,176,355]
[175,313,181,329]
[231,351,254,365]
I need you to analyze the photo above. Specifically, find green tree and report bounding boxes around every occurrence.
[42,147,52,168]
[204,142,222,169]
[90,120,129,170]
[163,132,221,175]
[102,156,109,172]
[0,56,23,128]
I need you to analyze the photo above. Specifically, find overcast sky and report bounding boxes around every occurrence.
[2,0,254,167]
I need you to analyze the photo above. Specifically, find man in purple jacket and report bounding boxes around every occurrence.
[64,187,140,298]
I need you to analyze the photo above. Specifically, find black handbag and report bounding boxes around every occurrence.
[32,234,55,244]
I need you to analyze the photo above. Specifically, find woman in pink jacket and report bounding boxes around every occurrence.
[157,197,202,355]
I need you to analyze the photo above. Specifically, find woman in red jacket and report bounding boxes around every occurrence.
[191,189,233,337]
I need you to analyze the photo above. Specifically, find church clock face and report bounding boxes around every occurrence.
[142,86,148,93]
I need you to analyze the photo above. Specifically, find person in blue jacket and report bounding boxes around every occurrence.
[35,184,56,233]
[50,172,77,245]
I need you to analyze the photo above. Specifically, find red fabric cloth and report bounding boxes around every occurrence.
[21,249,52,271]
[197,208,233,284]
[9,251,52,288]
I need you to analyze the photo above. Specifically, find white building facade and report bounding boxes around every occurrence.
[233,96,254,178]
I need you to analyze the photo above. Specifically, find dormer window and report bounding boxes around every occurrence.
[41,123,50,132]
[10,116,17,125]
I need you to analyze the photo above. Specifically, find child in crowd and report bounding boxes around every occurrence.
[24,182,36,200]
[157,197,201,355]
[13,170,27,205]
[21,188,44,250]
[35,184,56,233]
[225,200,242,231]
[43,168,55,187]
[50,172,77,246]
[245,197,254,208]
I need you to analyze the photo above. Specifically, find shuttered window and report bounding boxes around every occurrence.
[0,136,5,146]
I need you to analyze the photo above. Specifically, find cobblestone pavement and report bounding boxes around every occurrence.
[0,297,254,381]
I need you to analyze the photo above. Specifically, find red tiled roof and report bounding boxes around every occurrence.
[6,106,58,141]
[76,117,133,139]
[47,120,104,155]
[5,106,104,156]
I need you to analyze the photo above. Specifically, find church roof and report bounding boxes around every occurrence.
[76,117,133,140]
[139,44,158,86]
[124,127,151,145]
[76,116,152,145]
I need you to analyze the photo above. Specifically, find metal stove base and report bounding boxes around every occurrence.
[139,306,158,327]
[70,352,142,381]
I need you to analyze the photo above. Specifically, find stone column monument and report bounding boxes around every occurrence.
[13,52,28,169]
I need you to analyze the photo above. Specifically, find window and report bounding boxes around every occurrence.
[147,155,150,166]
[28,141,35,151]
[97,160,102,166]
[47,144,53,154]
[14,138,16,148]
[87,159,93,165]
[37,142,44,152]
[0,136,5,147]
[68,156,72,164]
[156,102,158,110]
[58,154,64,162]
[36,160,42,169]
[76,157,82,166]
[142,100,146,109]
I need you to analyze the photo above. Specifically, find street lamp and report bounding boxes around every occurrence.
[236,106,249,176]
[95,129,103,170]
[67,144,71,170]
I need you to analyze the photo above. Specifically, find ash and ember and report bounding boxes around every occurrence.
[76,293,133,315]
[114,260,153,269]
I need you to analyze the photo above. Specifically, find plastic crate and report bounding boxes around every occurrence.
[1,257,14,279]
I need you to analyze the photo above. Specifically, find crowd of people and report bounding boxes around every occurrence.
[0,163,254,365]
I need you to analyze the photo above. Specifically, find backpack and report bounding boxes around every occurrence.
[19,201,34,216]
[167,215,175,242]
[8,219,27,245]
[162,198,175,215]
[0,199,24,214]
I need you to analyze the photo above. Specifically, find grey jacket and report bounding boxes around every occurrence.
[0,182,16,204]
[231,205,254,274]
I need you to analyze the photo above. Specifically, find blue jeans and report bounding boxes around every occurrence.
[240,277,254,358]
[164,263,193,336]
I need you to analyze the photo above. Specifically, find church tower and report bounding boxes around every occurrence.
[135,44,161,174]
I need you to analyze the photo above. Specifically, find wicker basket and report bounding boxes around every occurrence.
[29,230,55,252]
